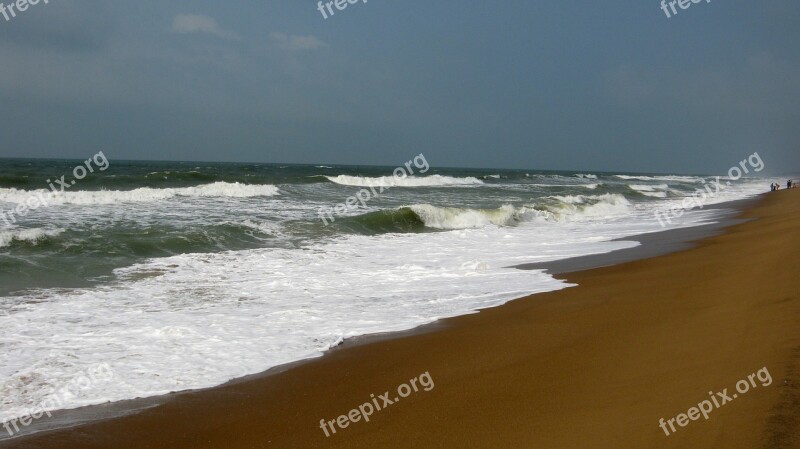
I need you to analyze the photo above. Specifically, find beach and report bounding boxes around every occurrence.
[2,1,798,447]
[3,189,797,448]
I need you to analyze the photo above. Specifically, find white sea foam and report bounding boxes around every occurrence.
[653,177,767,212]
[0,228,63,247]
[629,184,670,198]
[0,175,769,425]
[629,184,669,192]
[399,196,631,230]
[575,174,598,179]
[531,183,599,189]
[615,175,703,183]
[548,194,632,219]
[408,204,548,229]
[325,175,484,188]
[0,183,280,206]
[0,213,658,422]
[236,220,288,239]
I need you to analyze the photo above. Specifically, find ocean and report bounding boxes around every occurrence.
[0,157,767,423]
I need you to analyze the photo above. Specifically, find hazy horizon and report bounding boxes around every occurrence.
[3,154,797,178]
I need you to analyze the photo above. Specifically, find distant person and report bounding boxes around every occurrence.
[770,183,776,191]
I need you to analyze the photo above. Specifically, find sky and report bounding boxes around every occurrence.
[0,0,798,174]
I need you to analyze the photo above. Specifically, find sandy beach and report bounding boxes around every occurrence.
[2,2,797,447]
[4,189,799,449]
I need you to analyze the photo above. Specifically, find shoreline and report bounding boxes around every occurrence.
[513,197,759,274]
[4,191,799,448]
[0,198,753,441]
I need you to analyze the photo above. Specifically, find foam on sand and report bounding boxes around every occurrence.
[0,209,661,421]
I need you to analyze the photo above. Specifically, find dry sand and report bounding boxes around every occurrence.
[6,190,800,449]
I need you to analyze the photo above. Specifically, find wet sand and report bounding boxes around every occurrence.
[5,190,800,449]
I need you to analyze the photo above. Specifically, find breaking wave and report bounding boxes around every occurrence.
[0,182,280,206]
[345,195,632,232]
[325,175,484,188]
[628,184,670,198]
[614,175,703,183]
[0,228,64,248]
[547,193,632,218]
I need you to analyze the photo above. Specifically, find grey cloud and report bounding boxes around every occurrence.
[269,32,328,51]
[172,14,240,41]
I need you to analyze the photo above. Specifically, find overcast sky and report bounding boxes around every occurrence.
[0,0,798,174]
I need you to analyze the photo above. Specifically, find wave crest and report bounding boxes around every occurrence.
[349,195,632,232]
[0,182,280,206]
[615,175,703,183]
[325,175,484,188]
[547,193,632,218]
[628,184,670,198]
[408,204,551,229]
[0,228,63,248]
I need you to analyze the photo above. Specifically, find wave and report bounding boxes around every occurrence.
[575,174,598,179]
[531,183,599,189]
[628,184,670,198]
[548,193,632,218]
[409,204,546,229]
[343,204,552,232]
[349,195,632,232]
[639,191,667,198]
[0,228,63,248]
[628,184,669,192]
[0,182,280,206]
[639,192,667,198]
[615,175,703,183]
[0,223,581,421]
[236,220,286,238]
[342,208,428,233]
[325,175,484,188]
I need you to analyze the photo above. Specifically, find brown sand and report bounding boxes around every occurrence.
[6,190,800,449]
